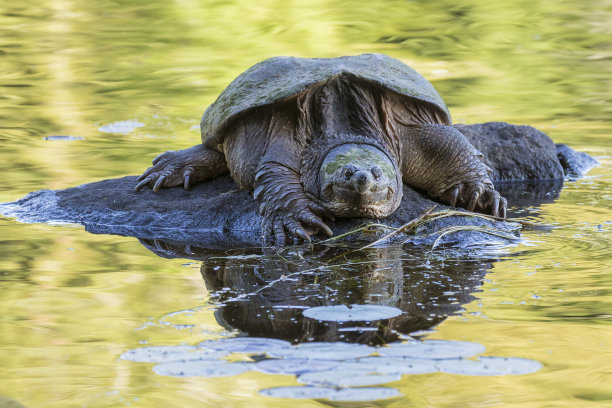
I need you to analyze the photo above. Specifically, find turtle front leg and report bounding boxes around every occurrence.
[135,144,228,192]
[254,162,335,246]
[400,124,507,217]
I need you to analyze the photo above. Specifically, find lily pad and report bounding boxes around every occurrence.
[298,369,401,387]
[198,337,291,354]
[98,120,145,134]
[326,387,402,401]
[259,386,401,401]
[153,360,252,377]
[119,345,224,363]
[43,135,84,141]
[349,356,439,375]
[303,304,403,322]
[436,356,543,376]
[378,340,485,359]
[259,386,335,399]
[254,358,341,375]
[270,342,376,361]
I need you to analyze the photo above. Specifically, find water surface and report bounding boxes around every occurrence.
[1,0,611,407]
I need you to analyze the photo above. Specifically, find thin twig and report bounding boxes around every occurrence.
[421,209,548,229]
[430,225,520,249]
[360,204,438,249]
[317,223,397,244]
[309,206,547,255]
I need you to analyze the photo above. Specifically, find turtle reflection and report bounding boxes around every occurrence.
[140,240,492,344]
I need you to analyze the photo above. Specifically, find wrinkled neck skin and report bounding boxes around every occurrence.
[301,136,403,218]
[298,75,403,218]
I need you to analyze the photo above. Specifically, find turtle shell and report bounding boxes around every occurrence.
[200,53,451,145]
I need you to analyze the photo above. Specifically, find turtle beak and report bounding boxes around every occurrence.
[340,164,385,195]
[352,170,373,193]
[333,164,391,205]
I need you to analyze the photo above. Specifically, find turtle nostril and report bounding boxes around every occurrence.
[371,166,383,180]
[356,172,368,185]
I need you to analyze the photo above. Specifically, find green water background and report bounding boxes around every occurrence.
[1,0,611,407]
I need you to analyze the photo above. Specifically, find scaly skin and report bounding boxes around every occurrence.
[254,162,334,246]
[398,124,507,217]
[135,74,507,245]
[249,111,337,245]
[134,145,228,192]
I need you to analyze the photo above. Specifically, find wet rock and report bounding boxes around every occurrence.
[0,122,596,249]
[556,143,599,176]
[0,176,518,248]
[454,122,565,181]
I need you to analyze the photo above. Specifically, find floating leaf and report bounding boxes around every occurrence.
[153,360,252,377]
[298,369,401,387]
[326,387,402,401]
[198,337,291,354]
[270,342,376,360]
[254,358,341,375]
[259,386,401,401]
[349,357,439,375]
[119,346,224,363]
[98,120,145,134]
[259,386,334,399]
[43,135,84,141]
[378,340,485,359]
[303,304,403,322]
[437,356,542,376]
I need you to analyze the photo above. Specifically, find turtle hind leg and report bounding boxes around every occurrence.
[135,144,228,192]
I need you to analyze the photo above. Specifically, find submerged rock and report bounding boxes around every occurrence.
[0,122,595,249]
[556,143,599,177]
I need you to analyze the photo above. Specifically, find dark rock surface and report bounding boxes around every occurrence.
[0,122,596,249]
[556,143,599,177]
[2,175,519,248]
[455,122,565,181]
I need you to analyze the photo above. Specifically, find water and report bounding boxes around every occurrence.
[1,0,611,407]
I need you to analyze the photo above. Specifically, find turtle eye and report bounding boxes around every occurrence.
[371,166,383,180]
[342,165,356,179]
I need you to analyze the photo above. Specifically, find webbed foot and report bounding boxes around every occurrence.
[441,181,507,218]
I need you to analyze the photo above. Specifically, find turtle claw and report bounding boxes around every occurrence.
[300,214,332,237]
[294,228,311,242]
[261,199,334,246]
[466,184,484,211]
[479,187,507,218]
[134,148,215,193]
[442,181,506,218]
[135,176,153,192]
[448,185,461,207]
[153,174,167,192]
[137,167,152,182]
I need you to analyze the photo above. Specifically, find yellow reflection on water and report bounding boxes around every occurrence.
[1,0,611,407]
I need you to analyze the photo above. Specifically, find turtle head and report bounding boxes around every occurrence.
[317,143,402,218]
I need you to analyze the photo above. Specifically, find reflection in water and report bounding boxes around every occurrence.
[129,178,564,399]
[496,178,564,221]
[1,0,611,405]
[496,178,563,209]
[129,240,542,400]
[141,241,491,343]
[137,179,564,345]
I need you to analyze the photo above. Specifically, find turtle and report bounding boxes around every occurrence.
[135,53,507,245]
